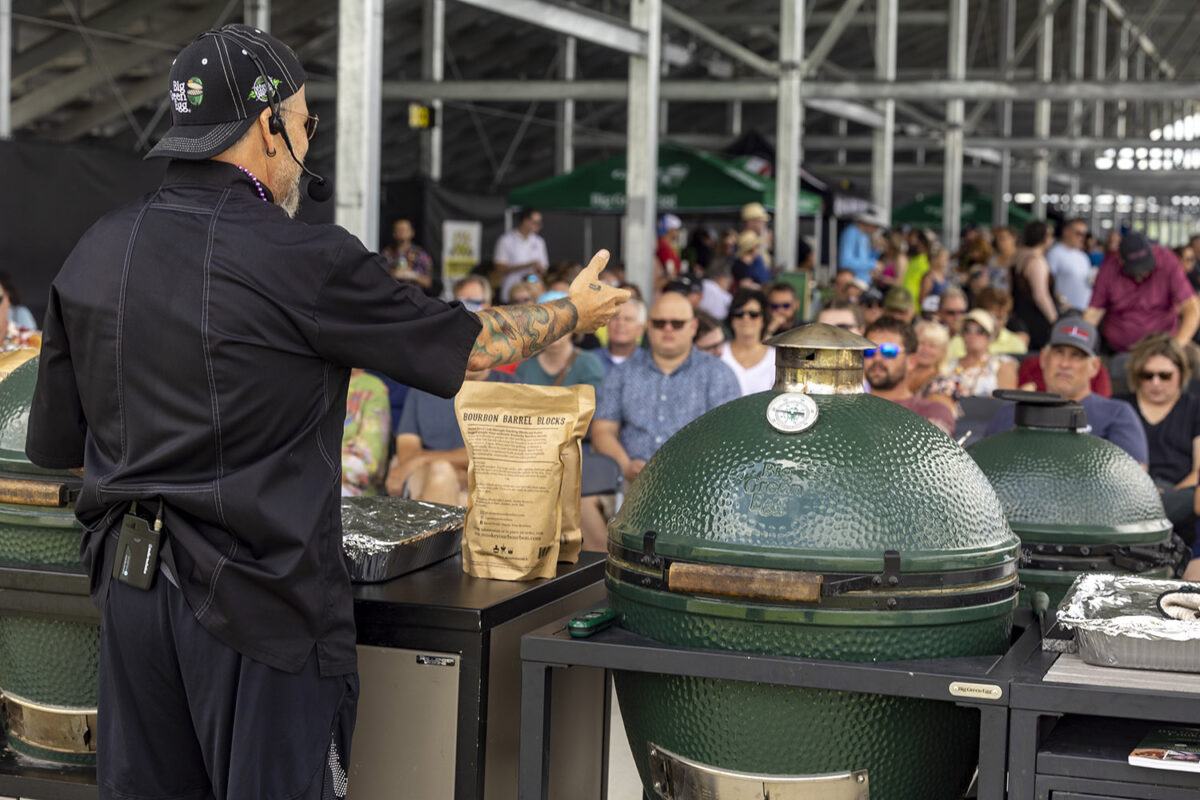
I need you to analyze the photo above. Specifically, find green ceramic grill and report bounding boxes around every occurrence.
[968,390,1178,608]
[0,352,95,765]
[607,325,1021,800]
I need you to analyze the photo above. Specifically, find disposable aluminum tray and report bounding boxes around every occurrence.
[342,496,464,583]
[1056,573,1200,673]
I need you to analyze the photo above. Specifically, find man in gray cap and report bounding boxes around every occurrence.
[983,317,1147,464]
[1084,231,1198,354]
[25,23,627,800]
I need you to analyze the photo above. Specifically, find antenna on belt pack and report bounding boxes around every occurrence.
[113,499,164,590]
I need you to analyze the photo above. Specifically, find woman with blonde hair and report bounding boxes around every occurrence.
[873,230,907,290]
[1120,333,1200,577]
[909,320,956,412]
[948,309,1018,398]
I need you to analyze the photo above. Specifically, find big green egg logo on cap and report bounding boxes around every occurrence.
[248,75,282,103]
[186,78,203,106]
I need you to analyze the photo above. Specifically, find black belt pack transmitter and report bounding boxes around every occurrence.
[112,500,163,590]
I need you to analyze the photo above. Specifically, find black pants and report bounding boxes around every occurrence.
[99,575,358,800]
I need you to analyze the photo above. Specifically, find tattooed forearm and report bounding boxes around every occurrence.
[466,298,581,370]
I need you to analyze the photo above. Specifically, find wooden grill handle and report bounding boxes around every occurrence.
[0,477,70,507]
[666,562,823,604]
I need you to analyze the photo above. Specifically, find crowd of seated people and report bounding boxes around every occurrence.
[335,210,1200,576]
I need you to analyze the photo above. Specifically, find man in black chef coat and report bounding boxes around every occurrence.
[25,24,626,800]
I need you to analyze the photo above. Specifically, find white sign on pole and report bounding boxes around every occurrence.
[442,220,482,282]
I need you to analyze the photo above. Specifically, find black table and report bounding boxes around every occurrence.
[353,551,607,800]
[1008,643,1200,799]
[0,553,607,800]
[518,609,1041,800]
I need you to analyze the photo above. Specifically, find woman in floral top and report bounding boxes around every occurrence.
[342,370,392,496]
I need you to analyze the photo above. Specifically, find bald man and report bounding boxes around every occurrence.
[593,292,740,484]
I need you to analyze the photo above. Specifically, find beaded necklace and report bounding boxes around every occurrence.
[236,165,269,203]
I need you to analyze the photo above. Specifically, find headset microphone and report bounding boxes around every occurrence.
[276,124,332,202]
[206,29,332,203]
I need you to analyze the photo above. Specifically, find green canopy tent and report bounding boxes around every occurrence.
[506,141,823,215]
[892,187,1036,229]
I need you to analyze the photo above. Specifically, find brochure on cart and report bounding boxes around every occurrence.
[1129,726,1200,772]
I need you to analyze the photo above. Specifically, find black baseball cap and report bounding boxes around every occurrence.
[146,24,306,161]
[666,274,702,295]
[1118,231,1156,277]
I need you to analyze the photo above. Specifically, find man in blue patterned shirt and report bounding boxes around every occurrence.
[593,291,740,484]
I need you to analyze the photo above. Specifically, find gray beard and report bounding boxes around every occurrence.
[281,179,301,218]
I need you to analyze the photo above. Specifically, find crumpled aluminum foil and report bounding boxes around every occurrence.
[1056,573,1200,672]
[342,496,464,582]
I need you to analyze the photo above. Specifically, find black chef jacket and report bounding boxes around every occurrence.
[26,160,481,676]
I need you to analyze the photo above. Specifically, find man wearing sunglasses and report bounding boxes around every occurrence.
[593,292,739,484]
[983,319,1147,465]
[764,282,802,337]
[863,318,955,436]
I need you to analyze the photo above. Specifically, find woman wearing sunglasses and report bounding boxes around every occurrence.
[947,309,1017,398]
[720,288,775,396]
[1119,333,1200,577]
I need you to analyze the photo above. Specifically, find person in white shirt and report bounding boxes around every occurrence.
[1046,218,1093,311]
[495,208,550,302]
[720,288,776,395]
[700,259,734,320]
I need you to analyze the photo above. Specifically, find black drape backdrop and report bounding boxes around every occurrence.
[0,139,338,324]
[1,140,166,324]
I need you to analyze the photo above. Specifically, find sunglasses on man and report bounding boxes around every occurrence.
[731,309,762,319]
[650,318,691,330]
[863,343,903,359]
[281,108,319,140]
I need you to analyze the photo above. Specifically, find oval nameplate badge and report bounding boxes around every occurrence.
[948,681,1003,700]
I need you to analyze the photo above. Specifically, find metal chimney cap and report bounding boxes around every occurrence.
[766,322,875,351]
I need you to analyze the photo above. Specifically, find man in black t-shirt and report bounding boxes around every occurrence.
[25,24,627,800]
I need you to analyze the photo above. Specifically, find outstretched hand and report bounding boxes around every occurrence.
[567,250,632,334]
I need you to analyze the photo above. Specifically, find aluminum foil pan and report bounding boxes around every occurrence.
[1056,573,1200,673]
[342,496,464,583]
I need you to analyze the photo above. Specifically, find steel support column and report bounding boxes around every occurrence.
[944,0,967,248]
[871,0,897,220]
[335,0,384,247]
[1092,2,1107,235]
[993,0,1015,228]
[1134,49,1146,134]
[554,36,575,174]
[244,0,269,30]
[0,0,10,139]
[774,0,804,272]
[1033,0,1053,219]
[1068,0,1086,216]
[1117,25,1130,138]
[420,0,444,181]
[625,0,660,295]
